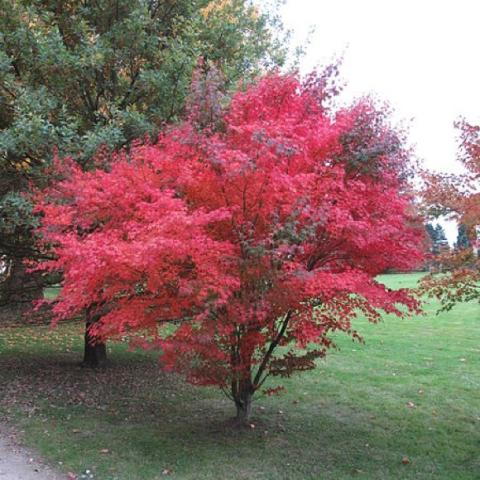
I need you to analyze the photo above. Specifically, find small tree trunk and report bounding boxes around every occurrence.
[82,306,107,368]
[233,376,255,426]
[235,391,253,425]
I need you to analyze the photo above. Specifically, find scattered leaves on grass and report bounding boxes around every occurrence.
[0,327,173,423]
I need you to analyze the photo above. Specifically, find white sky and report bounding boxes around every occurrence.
[280,0,480,243]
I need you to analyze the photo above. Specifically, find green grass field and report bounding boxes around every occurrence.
[0,273,478,479]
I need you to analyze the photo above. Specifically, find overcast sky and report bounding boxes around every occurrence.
[280,0,480,242]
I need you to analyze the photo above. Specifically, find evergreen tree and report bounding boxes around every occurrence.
[455,224,471,250]
[425,223,437,250]
[426,222,448,255]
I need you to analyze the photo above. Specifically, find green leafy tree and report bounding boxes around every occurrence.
[455,224,471,250]
[425,222,449,272]
[425,223,448,256]
[0,0,288,309]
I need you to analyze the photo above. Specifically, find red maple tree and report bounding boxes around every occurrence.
[34,72,424,423]
[421,119,480,309]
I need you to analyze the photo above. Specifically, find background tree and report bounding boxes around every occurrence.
[34,71,424,422]
[455,224,471,250]
[0,0,288,307]
[425,223,449,255]
[421,119,479,310]
[424,222,449,271]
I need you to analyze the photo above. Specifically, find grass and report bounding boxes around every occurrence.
[0,272,479,479]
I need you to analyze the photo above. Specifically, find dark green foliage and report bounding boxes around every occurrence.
[1,0,286,165]
[454,224,471,250]
[425,222,448,256]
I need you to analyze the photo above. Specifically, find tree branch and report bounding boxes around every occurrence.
[252,309,292,387]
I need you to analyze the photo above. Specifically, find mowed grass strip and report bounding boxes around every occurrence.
[0,273,478,479]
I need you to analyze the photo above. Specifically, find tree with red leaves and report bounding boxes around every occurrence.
[421,120,480,310]
[34,72,424,423]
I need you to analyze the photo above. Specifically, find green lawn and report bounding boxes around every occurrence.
[0,273,479,479]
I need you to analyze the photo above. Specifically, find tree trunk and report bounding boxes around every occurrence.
[235,392,253,424]
[0,258,43,306]
[82,306,107,368]
[233,379,254,426]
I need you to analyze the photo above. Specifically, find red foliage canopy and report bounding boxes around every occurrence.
[34,72,424,420]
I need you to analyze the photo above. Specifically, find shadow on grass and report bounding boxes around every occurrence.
[0,350,386,480]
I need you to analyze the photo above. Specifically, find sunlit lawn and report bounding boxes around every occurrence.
[0,273,478,479]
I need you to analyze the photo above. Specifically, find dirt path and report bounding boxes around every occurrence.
[0,423,65,480]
